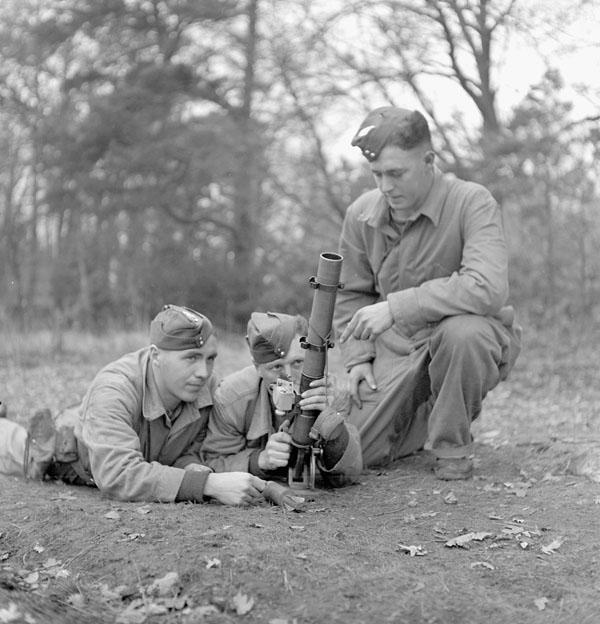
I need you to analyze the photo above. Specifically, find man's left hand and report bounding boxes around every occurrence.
[340,301,393,343]
[298,376,335,412]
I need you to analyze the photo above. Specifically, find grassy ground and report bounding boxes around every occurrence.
[1,325,599,623]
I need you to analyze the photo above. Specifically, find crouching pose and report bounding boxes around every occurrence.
[201,312,362,487]
[0,305,265,505]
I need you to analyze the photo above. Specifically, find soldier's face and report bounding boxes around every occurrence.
[256,335,305,391]
[370,144,434,218]
[153,335,218,409]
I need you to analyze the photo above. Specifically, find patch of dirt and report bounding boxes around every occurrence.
[1,439,599,624]
[1,332,600,623]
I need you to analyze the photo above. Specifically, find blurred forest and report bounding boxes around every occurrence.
[1,0,599,335]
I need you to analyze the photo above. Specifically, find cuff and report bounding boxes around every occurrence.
[175,470,210,503]
[248,449,271,479]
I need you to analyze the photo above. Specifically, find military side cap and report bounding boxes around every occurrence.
[150,305,214,350]
[246,312,298,364]
[351,106,427,161]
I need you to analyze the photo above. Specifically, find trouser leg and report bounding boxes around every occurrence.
[347,345,430,466]
[0,420,27,476]
[427,314,519,459]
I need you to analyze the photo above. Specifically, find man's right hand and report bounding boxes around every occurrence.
[204,472,266,506]
[347,362,377,409]
[258,431,292,471]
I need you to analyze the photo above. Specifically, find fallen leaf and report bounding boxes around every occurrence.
[541,537,564,555]
[42,558,61,568]
[0,603,22,622]
[534,597,548,610]
[443,492,458,505]
[23,571,39,585]
[67,594,85,608]
[519,541,529,549]
[206,558,221,569]
[33,544,45,553]
[249,522,264,528]
[289,525,305,531]
[396,543,427,556]
[147,571,180,597]
[445,532,493,548]
[231,590,254,615]
[470,561,495,570]
[136,505,151,515]
[0,552,9,561]
[483,484,502,492]
[104,510,121,520]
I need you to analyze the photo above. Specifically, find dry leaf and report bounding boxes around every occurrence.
[147,571,180,597]
[67,593,85,608]
[33,544,45,553]
[534,597,548,610]
[206,558,221,569]
[0,552,9,561]
[443,492,458,505]
[396,543,427,556]
[0,603,22,622]
[231,590,254,615]
[541,537,564,555]
[136,505,151,515]
[445,532,493,548]
[470,561,495,570]
[104,510,121,520]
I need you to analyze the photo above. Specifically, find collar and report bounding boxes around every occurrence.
[360,166,447,229]
[142,350,213,422]
[246,376,277,440]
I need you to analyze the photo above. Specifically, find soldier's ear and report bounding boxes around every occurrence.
[150,345,160,366]
[424,150,435,165]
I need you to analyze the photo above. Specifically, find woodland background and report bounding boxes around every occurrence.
[1,0,599,338]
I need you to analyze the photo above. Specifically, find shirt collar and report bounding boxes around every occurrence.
[142,350,213,422]
[361,166,446,229]
[247,377,276,440]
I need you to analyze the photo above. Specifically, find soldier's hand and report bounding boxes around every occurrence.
[340,301,393,343]
[258,431,292,471]
[298,376,336,413]
[204,472,266,506]
[347,362,377,409]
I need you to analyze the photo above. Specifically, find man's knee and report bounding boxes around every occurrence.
[430,315,496,357]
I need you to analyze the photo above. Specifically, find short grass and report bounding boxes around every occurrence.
[1,324,599,624]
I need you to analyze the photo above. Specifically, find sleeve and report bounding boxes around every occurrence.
[334,204,378,370]
[388,189,510,337]
[79,375,185,503]
[201,399,257,474]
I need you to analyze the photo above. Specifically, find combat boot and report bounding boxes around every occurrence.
[23,409,57,480]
